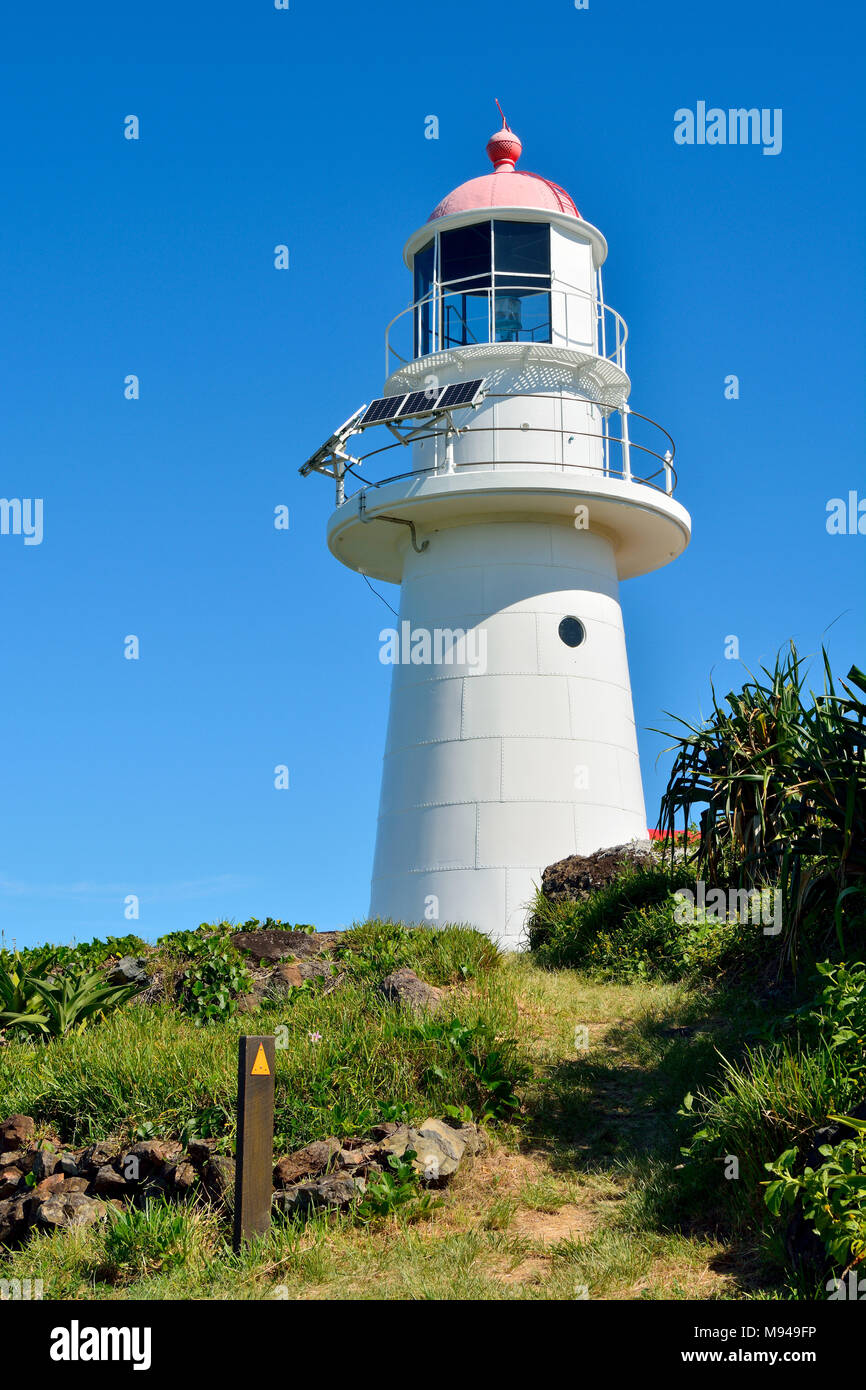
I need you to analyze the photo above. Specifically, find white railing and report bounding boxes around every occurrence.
[327,393,676,508]
[385,280,629,374]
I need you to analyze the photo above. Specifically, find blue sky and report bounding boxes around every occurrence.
[1,0,863,948]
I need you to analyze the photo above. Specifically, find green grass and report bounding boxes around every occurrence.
[0,982,519,1154]
[0,924,835,1300]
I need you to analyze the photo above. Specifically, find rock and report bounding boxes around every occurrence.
[236,991,265,1013]
[0,1197,16,1241]
[408,1119,465,1182]
[92,1165,128,1196]
[378,967,443,1013]
[139,1175,170,1200]
[62,1177,91,1194]
[30,1147,59,1181]
[297,959,332,982]
[202,1155,235,1202]
[0,1150,26,1172]
[80,1140,123,1173]
[35,1191,108,1232]
[233,929,339,965]
[269,959,333,992]
[57,1153,81,1177]
[379,1124,414,1159]
[125,1139,183,1172]
[369,1122,399,1141]
[274,1172,362,1216]
[0,1195,32,1245]
[451,1121,484,1157]
[374,1117,477,1183]
[337,1142,381,1171]
[273,1137,341,1187]
[166,1161,197,1194]
[417,1118,466,1162]
[108,956,149,988]
[271,963,304,991]
[0,1168,23,1200]
[0,1115,35,1152]
[186,1138,217,1166]
[30,1173,67,1204]
[539,841,656,908]
[12,1145,46,1178]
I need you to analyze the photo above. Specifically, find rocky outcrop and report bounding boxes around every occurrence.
[538,840,656,907]
[232,929,340,964]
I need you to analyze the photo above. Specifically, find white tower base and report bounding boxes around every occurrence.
[369,519,647,949]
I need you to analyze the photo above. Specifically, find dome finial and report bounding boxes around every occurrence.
[487,100,522,172]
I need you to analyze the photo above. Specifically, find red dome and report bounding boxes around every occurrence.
[428,122,580,222]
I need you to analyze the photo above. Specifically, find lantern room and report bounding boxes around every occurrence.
[398,121,614,366]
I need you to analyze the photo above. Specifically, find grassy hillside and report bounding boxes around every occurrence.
[1,948,786,1301]
[2,645,863,1300]
[1,914,847,1302]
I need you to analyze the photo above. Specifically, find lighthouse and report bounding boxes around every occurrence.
[301,118,691,948]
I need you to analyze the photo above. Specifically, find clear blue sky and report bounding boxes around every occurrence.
[1,1,863,948]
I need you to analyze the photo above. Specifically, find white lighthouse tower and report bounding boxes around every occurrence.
[301,118,691,948]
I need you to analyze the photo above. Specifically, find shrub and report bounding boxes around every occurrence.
[764,1123,866,1272]
[354,1152,440,1223]
[528,862,744,981]
[413,1017,526,1122]
[0,934,148,974]
[792,960,866,1087]
[156,925,254,1024]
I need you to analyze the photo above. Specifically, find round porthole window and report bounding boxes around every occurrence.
[558,616,585,648]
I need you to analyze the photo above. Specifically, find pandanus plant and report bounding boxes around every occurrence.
[656,644,866,970]
[0,952,142,1038]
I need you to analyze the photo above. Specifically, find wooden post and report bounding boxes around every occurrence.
[233,1034,275,1252]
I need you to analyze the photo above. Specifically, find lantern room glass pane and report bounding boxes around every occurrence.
[442,290,489,349]
[413,239,435,357]
[493,221,551,283]
[494,289,550,343]
[440,222,492,290]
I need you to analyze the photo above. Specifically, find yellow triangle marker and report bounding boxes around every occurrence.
[250,1043,270,1076]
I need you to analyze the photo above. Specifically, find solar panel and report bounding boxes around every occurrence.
[358,379,484,429]
[437,379,484,409]
[360,394,406,426]
[398,388,443,417]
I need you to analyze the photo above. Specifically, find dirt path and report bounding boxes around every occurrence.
[436,962,744,1298]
